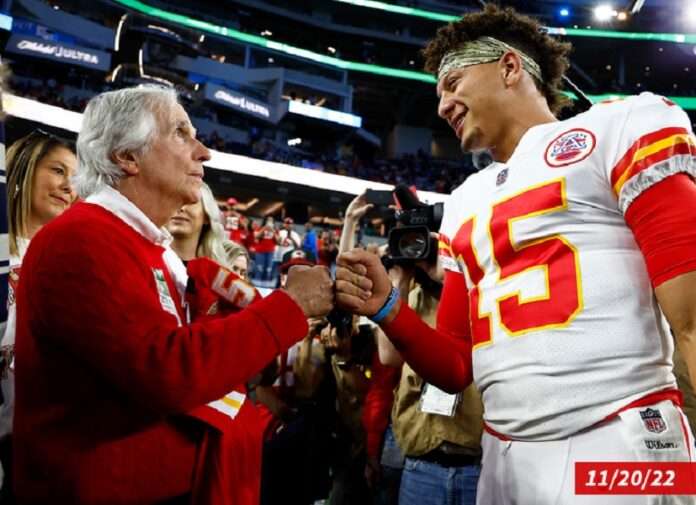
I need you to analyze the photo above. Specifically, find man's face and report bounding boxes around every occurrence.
[436,61,506,154]
[135,103,210,208]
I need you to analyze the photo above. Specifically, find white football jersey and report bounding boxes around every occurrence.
[438,93,696,441]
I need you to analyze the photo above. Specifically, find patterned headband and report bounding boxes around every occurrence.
[437,36,543,83]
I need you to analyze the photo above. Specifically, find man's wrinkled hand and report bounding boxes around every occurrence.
[284,266,334,318]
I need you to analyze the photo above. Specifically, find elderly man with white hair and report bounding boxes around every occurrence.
[12,85,335,505]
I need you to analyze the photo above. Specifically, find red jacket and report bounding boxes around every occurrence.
[14,202,308,504]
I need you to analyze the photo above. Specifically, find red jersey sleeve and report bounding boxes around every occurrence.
[381,269,473,393]
[624,173,696,287]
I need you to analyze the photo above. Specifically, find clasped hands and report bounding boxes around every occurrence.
[283,248,393,319]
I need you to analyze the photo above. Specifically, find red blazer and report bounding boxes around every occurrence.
[14,202,308,504]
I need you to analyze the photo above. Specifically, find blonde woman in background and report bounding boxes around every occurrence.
[167,182,228,268]
[0,130,77,494]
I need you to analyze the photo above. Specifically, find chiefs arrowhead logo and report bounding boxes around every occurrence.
[544,128,596,168]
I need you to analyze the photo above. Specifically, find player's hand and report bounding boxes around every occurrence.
[284,265,334,318]
[345,192,373,223]
[336,248,391,316]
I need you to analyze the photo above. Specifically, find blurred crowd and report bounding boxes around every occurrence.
[220,210,340,289]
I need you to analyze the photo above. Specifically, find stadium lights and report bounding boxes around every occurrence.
[629,0,645,14]
[560,92,696,110]
[287,100,363,128]
[111,0,696,87]
[559,7,570,17]
[593,5,616,22]
[112,0,436,83]
[688,2,696,24]
[0,13,12,31]
[545,27,691,43]
[329,0,693,43]
[287,137,302,146]
[114,14,128,51]
[332,0,457,22]
[2,94,447,204]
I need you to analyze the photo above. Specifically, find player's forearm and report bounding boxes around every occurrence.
[380,300,473,393]
[675,332,696,392]
[655,270,696,391]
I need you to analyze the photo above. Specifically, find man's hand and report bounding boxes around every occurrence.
[336,248,391,316]
[284,266,334,318]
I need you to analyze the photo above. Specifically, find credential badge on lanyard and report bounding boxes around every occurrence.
[419,383,461,417]
[152,268,182,326]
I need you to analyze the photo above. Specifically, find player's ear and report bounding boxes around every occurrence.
[499,51,523,87]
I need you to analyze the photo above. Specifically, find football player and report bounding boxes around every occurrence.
[336,5,696,504]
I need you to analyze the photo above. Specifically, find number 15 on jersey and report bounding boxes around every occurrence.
[451,178,584,349]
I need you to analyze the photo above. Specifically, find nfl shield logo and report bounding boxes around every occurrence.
[640,408,667,434]
[496,168,508,186]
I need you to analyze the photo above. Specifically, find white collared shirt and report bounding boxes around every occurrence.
[86,186,188,302]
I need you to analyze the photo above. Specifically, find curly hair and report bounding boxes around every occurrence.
[422,4,572,113]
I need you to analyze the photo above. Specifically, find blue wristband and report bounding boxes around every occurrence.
[370,287,400,324]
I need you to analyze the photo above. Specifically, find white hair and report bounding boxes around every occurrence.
[74,85,179,197]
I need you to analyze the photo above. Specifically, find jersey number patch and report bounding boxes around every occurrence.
[451,179,583,349]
